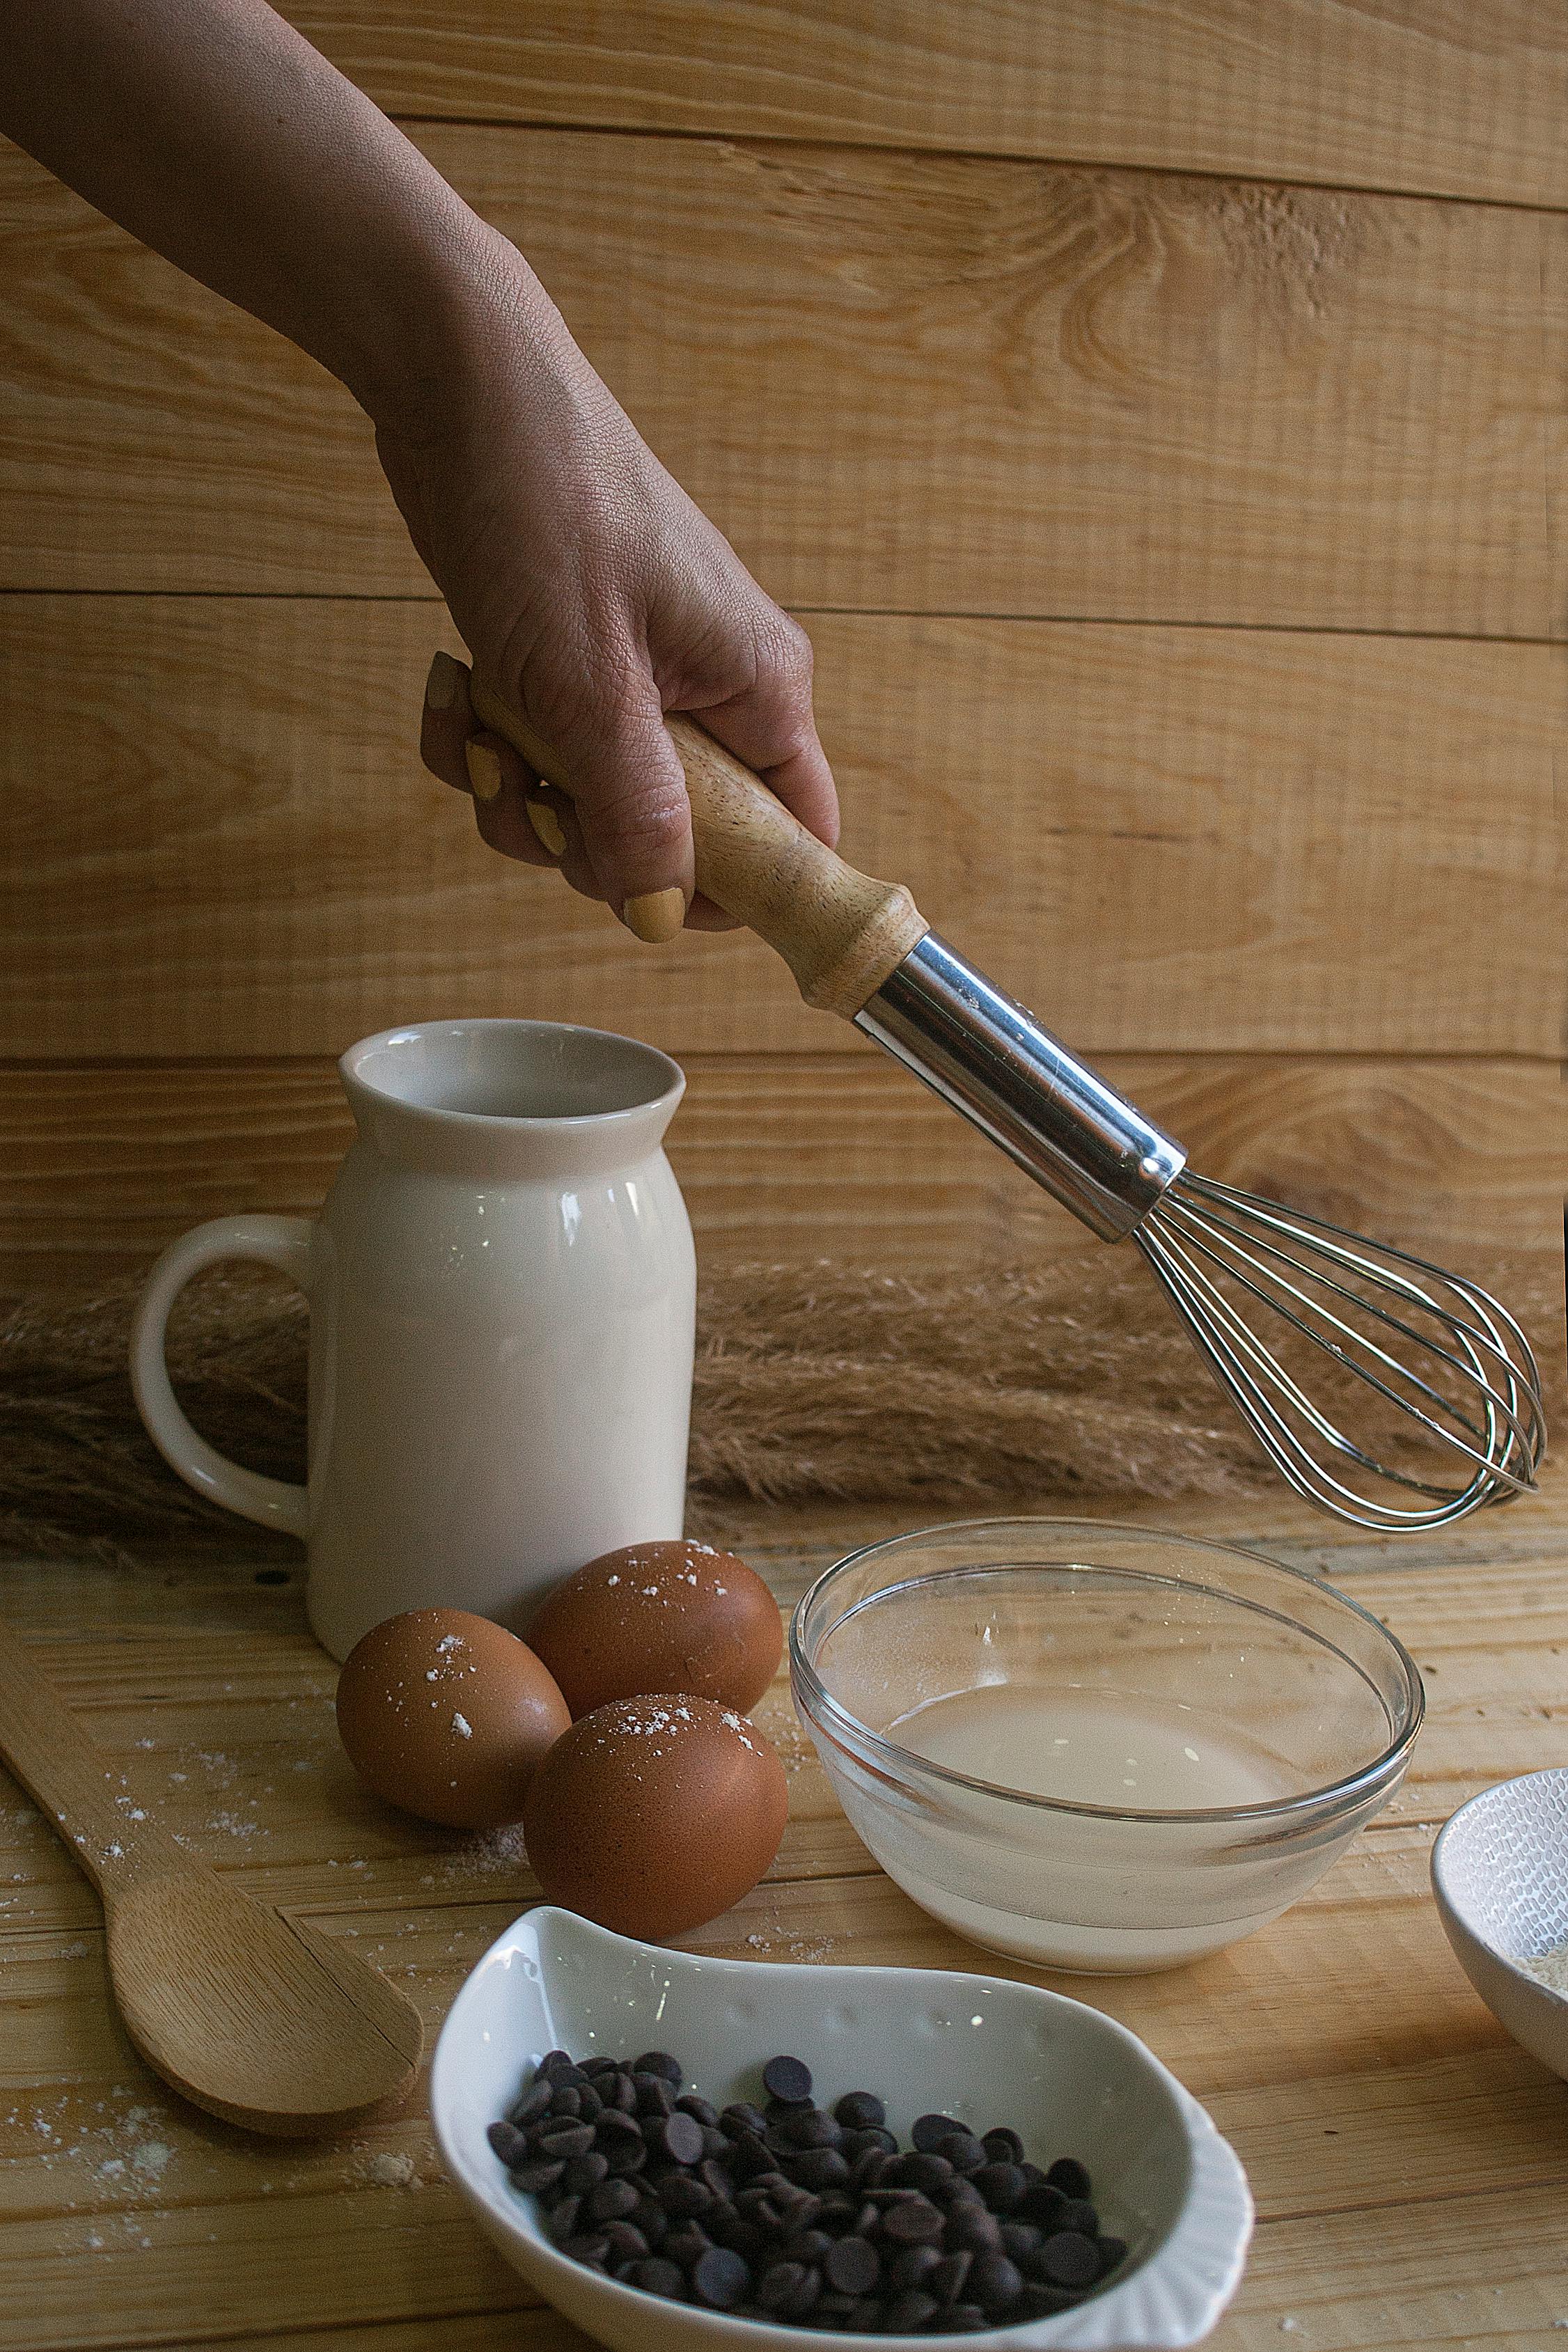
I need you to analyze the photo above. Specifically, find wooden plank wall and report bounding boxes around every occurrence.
[0,5,1562,1295]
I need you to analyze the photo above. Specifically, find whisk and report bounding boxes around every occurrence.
[466,676,1548,1532]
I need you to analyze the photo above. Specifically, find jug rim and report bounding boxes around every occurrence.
[338,1019,686,1179]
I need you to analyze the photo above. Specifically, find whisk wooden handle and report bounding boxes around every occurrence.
[467,675,927,1018]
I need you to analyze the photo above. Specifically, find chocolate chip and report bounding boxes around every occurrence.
[707,2211,765,2261]
[935,2131,987,2174]
[633,2199,668,2247]
[783,2106,843,2149]
[677,2093,719,2127]
[973,2161,1026,2212]
[605,2071,638,2113]
[912,2112,966,2151]
[581,2055,620,2079]
[558,2232,610,2266]
[506,2156,565,2195]
[698,2157,735,2199]
[538,2050,574,2078]
[1046,2156,1092,2201]
[657,2174,712,2218]
[600,2220,649,2264]
[970,2252,1023,2312]
[664,2223,714,2272]
[626,2256,685,2300]
[633,2051,683,2086]
[634,2075,676,2117]
[824,2236,880,2296]
[832,2090,886,2131]
[936,2302,989,2332]
[1016,2282,1079,2319]
[535,2122,595,2161]
[943,2205,1002,2254]
[888,2243,943,2290]
[721,2101,769,2139]
[880,2197,946,2246]
[549,2086,582,2119]
[1000,2219,1042,2262]
[1097,2234,1129,2280]
[929,2249,972,2305]
[509,2078,555,2126]
[1039,2229,1102,2289]
[788,2147,850,2190]
[487,2119,528,2167]
[587,2177,641,2224]
[762,2055,814,2106]
[779,2228,833,2268]
[1060,2196,1100,2237]
[601,2135,648,2178]
[758,2259,817,2313]
[847,2147,888,2192]
[893,2151,953,2195]
[982,2126,1024,2163]
[661,2110,706,2167]
[883,2289,939,2331]
[544,2195,581,2245]
[559,2151,609,2195]
[691,2245,750,2307]
[1019,2179,1069,2230]
[577,2085,604,2123]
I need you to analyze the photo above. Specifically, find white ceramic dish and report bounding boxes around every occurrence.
[1432,1767,1568,2083]
[430,1905,1253,2352]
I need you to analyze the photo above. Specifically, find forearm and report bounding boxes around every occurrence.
[2,0,556,428]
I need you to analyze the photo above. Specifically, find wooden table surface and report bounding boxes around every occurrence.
[3,1468,1567,2352]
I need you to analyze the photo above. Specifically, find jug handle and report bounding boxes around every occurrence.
[130,1215,313,1540]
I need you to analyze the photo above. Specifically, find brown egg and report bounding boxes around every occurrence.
[336,1608,570,1830]
[522,1693,789,1938]
[528,1539,783,1718]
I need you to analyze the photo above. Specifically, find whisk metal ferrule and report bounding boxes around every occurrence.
[856,932,1185,1241]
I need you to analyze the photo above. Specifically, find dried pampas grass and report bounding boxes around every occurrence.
[0,1251,1559,1563]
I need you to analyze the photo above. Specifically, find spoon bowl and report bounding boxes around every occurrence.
[107,1869,423,2133]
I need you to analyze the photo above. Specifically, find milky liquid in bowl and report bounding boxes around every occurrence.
[793,1522,1422,1973]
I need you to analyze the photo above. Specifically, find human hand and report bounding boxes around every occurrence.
[382,279,838,937]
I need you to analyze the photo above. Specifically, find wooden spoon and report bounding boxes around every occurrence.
[0,1623,422,2135]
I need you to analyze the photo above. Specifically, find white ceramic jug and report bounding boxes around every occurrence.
[131,1019,696,1659]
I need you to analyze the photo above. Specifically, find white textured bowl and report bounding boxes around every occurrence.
[430,1906,1253,2352]
[1432,1768,1568,2083]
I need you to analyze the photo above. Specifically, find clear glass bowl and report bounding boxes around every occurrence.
[791,1519,1422,1974]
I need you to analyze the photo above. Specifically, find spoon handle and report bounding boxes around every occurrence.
[0,1622,193,1899]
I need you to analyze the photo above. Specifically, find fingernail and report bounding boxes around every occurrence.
[425,649,462,710]
[465,739,503,801]
[622,886,687,943]
[526,794,567,859]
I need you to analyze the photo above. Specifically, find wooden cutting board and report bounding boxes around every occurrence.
[1,1468,1566,2350]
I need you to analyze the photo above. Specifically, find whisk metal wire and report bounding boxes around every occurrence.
[1134,1173,1546,1532]
[856,931,1547,1530]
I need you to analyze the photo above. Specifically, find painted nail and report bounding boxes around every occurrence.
[526,794,567,859]
[622,886,687,943]
[465,739,503,801]
[425,649,463,710]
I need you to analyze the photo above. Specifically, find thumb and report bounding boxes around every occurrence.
[561,678,695,943]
